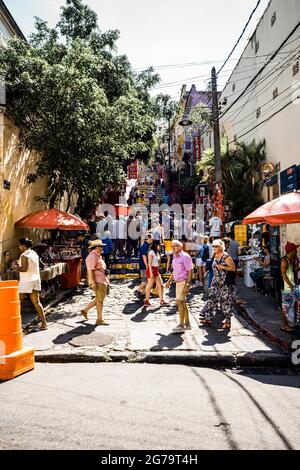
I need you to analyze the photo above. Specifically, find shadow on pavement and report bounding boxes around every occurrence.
[150,332,184,351]
[53,323,97,345]
[122,300,143,315]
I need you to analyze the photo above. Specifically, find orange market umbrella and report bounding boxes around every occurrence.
[15,208,89,231]
[242,192,300,226]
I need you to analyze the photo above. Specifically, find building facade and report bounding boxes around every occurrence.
[0,1,49,260]
[217,0,300,244]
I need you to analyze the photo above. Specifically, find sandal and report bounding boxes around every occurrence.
[199,319,212,326]
[95,320,109,326]
[81,309,88,320]
[280,326,295,332]
[160,300,169,306]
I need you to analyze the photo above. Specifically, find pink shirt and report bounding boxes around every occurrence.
[85,251,109,285]
[172,251,193,282]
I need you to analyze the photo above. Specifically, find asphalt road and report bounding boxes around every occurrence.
[1,364,299,450]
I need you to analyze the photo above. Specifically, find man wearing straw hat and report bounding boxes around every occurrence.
[83,239,110,326]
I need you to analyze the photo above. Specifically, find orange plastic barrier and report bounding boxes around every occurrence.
[0,280,34,380]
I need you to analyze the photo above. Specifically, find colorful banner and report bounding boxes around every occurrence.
[127,159,138,179]
[193,136,201,161]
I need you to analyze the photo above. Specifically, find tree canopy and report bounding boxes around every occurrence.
[0,0,170,210]
[196,138,266,219]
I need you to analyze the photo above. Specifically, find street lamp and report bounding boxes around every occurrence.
[179,115,194,176]
[178,116,193,127]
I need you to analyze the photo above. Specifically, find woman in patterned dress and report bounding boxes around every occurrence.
[199,238,236,329]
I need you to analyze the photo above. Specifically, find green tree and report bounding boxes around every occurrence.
[196,138,266,219]
[0,0,160,210]
[184,102,212,138]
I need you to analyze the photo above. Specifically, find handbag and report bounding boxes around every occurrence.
[225,270,236,286]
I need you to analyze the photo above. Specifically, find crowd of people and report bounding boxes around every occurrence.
[1,210,299,335]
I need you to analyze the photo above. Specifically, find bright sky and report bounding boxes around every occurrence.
[6,0,270,99]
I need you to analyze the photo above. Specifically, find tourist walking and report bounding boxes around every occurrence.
[199,239,236,330]
[17,238,48,330]
[83,239,110,325]
[165,240,193,333]
[195,235,210,287]
[144,240,168,307]
[135,233,153,299]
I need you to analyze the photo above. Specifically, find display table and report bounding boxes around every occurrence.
[60,256,82,289]
[40,262,67,281]
[239,255,260,288]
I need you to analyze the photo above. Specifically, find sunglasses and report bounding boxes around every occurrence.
[212,245,220,248]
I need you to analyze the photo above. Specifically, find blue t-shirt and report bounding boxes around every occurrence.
[139,241,150,270]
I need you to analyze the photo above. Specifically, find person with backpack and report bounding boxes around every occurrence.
[199,238,236,330]
[195,235,210,287]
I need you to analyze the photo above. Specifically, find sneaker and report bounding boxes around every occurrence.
[160,300,169,306]
[184,324,191,330]
[172,325,185,334]
[144,300,152,307]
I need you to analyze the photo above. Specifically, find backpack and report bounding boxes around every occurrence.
[201,244,210,262]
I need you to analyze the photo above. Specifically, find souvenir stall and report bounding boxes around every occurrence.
[242,192,300,326]
[14,208,89,294]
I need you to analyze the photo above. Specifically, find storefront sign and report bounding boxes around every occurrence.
[266,174,278,186]
[193,135,201,161]
[280,165,298,194]
[127,160,138,179]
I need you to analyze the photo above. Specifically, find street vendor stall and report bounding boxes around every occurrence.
[242,192,300,328]
[14,208,88,292]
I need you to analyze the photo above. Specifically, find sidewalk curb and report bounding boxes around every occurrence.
[34,350,291,368]
[238,304,291,352]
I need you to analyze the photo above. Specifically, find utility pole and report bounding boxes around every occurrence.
[211,67,224,233]
[211,67,221,184]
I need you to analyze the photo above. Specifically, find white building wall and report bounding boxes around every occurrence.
[219,0,300,192]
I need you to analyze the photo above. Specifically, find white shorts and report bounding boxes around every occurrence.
[19,279,41,294]
[165,251,173,255]
[196,258,205,267]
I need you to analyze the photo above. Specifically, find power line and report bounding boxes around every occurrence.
[228,99,294,144]
[153,59,289,90]
[228,83,293,127]
[217,0,262,76]
[151,33,300,92]
[220,21,300,119]
[134,48,295,72]
[220,35,300,102]
[221,46,300,122]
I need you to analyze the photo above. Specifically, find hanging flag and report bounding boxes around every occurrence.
[127,159,138,179]
[193,136,201,161]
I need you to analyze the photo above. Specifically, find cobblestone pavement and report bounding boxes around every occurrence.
[22,280,284,361]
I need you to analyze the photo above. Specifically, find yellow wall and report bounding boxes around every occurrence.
[0,114,48,259]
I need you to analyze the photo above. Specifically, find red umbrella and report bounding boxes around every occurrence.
[242,192,300,226]
[15,208,89,231]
